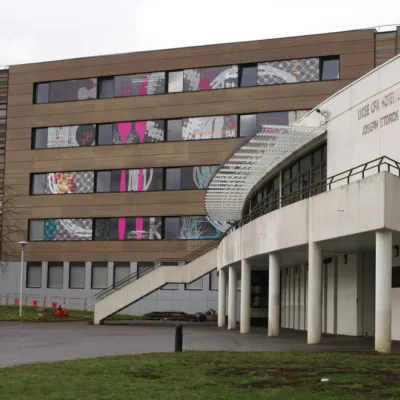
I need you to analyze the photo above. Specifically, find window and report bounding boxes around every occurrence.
[47,262,63,288]
[98,77,114,99]
[96,171,111,192]
[393,266,400,288]
[91,262,108,289]
[114,72,166,97]
[168,71,183,93]
[26,262,42,288]
[137,262,154,278]
[31,174,46,194]
[34,83,49,104]
[164,217,180,239]
[258,58,320,85]
[33,128,48,149]
[97,124,113,145]
[239,64,258,87]
[185,277,203,290]
[209,269,218,291]
[69,262,85,289]
[183,65,238,91]
[162,283,178,290]
[48,78,97,103]
[114,262,130,286]
[239,114,257,138]
[181,166,218,189]
[321,57,340,80]
[29,220,44,241]
[94,219,110,241]
[166,119,182,141]
[165,168,181,190]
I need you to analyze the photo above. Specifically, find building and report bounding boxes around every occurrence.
[0,27,399,323]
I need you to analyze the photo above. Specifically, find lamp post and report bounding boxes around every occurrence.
[18,241,28,320]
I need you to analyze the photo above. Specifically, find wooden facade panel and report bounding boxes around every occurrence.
[340,52,375,67]
[2,28,382,262]
[9,30,374,78]
[6,240,213,262]
[7,38,374,88]
[13,190,206,209]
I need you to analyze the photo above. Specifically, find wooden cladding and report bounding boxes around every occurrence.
[375,31,399,66]
[3,28,382,262]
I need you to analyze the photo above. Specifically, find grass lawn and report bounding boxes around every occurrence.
[0,305,142,322]
[0,352,400,399]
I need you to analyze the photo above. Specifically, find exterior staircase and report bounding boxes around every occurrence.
[93,241,219,324]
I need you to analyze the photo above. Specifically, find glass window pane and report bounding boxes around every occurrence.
[240,114,257,138]
[32,174,46,194]
[49,78,97,102]
[29,220,44,241]
[48,262,63,288]
[168,71,183,93]
[114,262,130,285]
[209,269,218,290]
[26,262,42,288]
[322,58,340,80]
[182,115,237,140]
[34,128,48,149]
[167,119,182,141]
[114,72,165,97]
[165,168,181,190]
[98,77,114,99]
[240,65,258,87]
[69,262,85,289]
[164,217,180,239]
[137,262,154,278]
[92,262,108,289]
[185,277,203,290]
[94,219,110,240]
[300,155,311,173]
[96,171,111,193]
[97,124,113,145]
[35,83,49,104]
[183,65,238,91]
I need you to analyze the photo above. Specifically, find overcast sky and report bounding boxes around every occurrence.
[1,0,399,66]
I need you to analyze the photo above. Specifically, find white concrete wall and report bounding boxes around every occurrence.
[298,55,400,179]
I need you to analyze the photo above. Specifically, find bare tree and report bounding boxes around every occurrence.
[0,186,25,282]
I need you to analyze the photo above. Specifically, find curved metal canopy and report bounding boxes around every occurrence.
[205,124,326,222]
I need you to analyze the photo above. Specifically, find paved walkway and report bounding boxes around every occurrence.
[0,321,399,367]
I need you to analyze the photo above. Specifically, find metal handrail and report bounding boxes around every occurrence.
[223,156,400,237]
[94,240,220,301]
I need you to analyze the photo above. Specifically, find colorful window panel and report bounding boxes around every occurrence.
[44,219,93,241]
[112,120,165,144]
[182,115,237,140]
[48,78,97,102]
[45,171,94,194]
[183,65,238,91]
[181,166,218,190]
[179,216,229,240]
[114,72,166,97]
[257,58,320,85]
[46,124,96,148]
[110,168,163,192]
[107,217,162,241]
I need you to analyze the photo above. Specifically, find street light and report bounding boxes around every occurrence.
[18,241,28,320]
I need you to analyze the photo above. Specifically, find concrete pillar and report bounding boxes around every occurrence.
[375,229,392,353]
[228,266,237,330]
[307,242,322,344]
[268,253,280,336]
[218,268,227,327]
[240,259,251,333]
